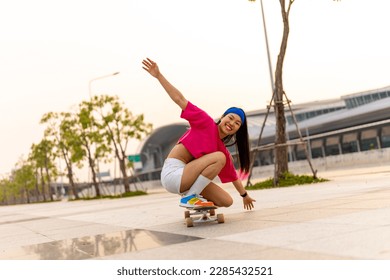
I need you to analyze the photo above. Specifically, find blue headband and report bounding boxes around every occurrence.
[223,107,245,124]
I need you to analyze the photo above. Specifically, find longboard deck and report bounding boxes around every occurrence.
[180,205,217,210]
[188,206,217,211]
[183,206,224,227]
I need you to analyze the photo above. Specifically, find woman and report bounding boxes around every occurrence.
[142,58,256,210]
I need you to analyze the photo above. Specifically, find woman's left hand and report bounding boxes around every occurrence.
[243,195,256,210]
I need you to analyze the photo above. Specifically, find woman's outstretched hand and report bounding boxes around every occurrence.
[243,195,256,210]
[142,58,160,78]
[141,57,188,110]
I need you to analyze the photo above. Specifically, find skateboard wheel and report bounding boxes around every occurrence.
[184,210,190,218]
[186,217,194,227]
[209,209,216,216]
[217,213,224,224]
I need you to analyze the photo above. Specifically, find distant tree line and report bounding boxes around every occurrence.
[0,95,152,205]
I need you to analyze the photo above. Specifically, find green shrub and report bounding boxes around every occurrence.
[246,172,328,190]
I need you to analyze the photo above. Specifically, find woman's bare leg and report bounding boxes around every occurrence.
[179,151,226,193]
[201,182,233,207]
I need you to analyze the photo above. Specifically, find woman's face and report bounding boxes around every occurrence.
[218,113,242,138]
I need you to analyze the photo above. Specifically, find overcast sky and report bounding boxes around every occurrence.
[1,0,390,179]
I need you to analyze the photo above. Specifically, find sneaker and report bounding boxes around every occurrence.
[180,194,214,208]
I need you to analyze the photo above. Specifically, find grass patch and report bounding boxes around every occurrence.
[30,199,62,204]
[72,190,147,201]
[246,172,329,190]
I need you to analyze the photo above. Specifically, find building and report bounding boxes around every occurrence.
[136,85,390,181]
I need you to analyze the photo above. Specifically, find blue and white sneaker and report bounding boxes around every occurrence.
[180,194,214,208]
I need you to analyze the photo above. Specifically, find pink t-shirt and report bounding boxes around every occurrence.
[178,101,238,183]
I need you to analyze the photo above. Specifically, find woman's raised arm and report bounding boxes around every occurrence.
[142,58,188,110]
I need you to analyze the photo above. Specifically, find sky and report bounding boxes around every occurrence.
[1,0,390,180]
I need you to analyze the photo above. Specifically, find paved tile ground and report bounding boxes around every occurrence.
[1,164,390,260]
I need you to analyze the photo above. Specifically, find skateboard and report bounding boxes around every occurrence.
[183,206,224,227]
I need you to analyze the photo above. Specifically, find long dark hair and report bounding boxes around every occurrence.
[217,110,251,173]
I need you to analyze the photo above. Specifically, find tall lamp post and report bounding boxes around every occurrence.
[88,71,120,98]
[247,0,275,186]
[87,71,119,184]
[259,0,274,92]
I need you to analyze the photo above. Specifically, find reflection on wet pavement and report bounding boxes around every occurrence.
[20,229,201,260]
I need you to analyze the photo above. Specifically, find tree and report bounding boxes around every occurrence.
[249,0,339,184]
[272,0,295,184]
[13,160,36,203]
[91,95,152,193]
[40,112,80,199]
[0,178,12,205]
[75,100,112,197]
[30,139,58,201]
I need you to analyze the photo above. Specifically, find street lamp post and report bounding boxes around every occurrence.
[88,71,120,98]
[246,0,275,187]
[87,71,119,185]
[259,0,274,92]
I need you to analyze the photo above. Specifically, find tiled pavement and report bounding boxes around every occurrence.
[1,165,390,260]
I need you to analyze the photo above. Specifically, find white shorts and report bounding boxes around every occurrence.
[161,158,185,194]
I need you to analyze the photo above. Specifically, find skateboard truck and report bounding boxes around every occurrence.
[183,206,224,227]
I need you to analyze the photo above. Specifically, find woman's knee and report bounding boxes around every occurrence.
[211,151,226,167]
[223,196,233,207]
[201,183,232,207]
[215,194,233,208]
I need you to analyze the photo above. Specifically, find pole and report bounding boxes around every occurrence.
[87,71,119,187]
[260,0,274,92]
[247,0,276,186]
